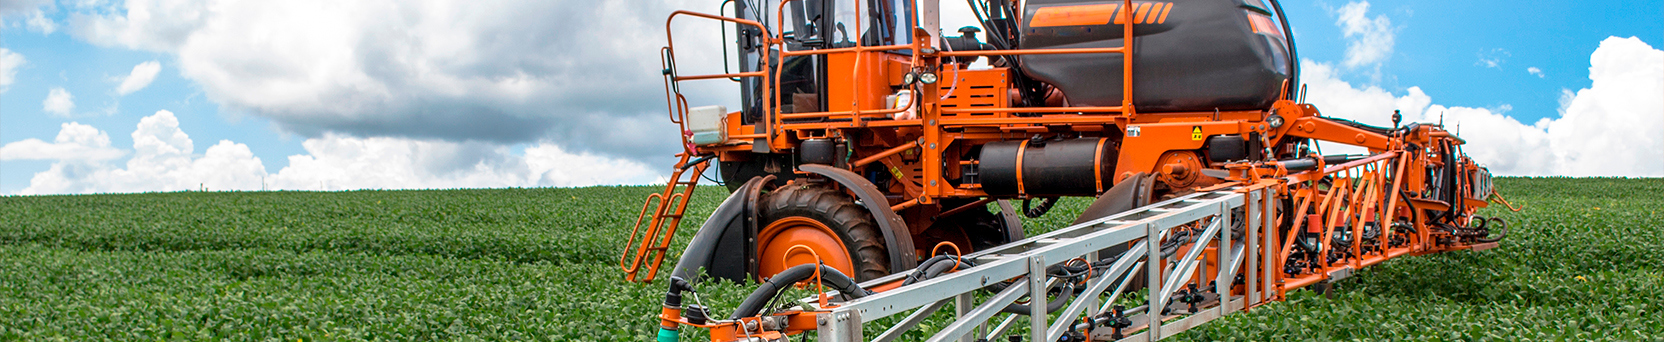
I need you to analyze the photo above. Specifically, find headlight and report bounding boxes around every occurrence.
[919,72,939,84]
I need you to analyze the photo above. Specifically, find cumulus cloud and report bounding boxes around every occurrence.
[11,110,663,195]
[0,48,23,93]
[43,87,75,116]
[1527,67,1544,78]
[1303,37,1663,177]
[269,134,662,191]
[1334,1,1395,69]
[116,60,161,95]
[0,122,126,161]
[64,0,730,164]
[26,9,56,34]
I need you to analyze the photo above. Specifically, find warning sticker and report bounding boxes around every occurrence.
[1127,126,1141,137]
[1191,126,1203,141]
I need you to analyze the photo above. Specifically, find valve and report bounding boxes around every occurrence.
[1105,305,1132,340]
[1179,283,1205,313]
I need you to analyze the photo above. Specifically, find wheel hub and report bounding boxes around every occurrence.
[757,217,855,280]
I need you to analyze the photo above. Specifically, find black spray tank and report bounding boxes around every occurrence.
[1017,0,1292,112]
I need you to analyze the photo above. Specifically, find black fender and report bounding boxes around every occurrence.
[671,176,772,284]
[1072,172,1157,225]
[797,164,920,272]
[996,200,1024,243]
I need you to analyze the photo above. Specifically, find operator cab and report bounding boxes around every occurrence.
[731,0,915,124]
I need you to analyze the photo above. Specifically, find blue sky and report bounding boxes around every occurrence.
[1279,0,1661,120]
[1,0,1660,195]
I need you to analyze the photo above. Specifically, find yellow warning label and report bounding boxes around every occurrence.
[889,166,905,181]
[1191,126,1204,141]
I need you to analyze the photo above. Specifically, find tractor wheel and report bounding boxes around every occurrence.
[758,182,891,282]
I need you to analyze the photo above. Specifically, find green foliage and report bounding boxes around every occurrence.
[1179,177,1664,341]
[0,178,1659,341]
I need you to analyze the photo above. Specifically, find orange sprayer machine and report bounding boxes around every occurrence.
[623,0,1519,340]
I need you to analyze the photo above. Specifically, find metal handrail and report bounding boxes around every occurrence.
[756,0,1139,131]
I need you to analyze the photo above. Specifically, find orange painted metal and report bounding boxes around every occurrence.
[644,7,1509,337]
[1028,2,1176,27]
[757,217,856,282]
[619,154,711,282]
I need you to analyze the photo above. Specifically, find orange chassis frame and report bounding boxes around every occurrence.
[639,1,1513,340]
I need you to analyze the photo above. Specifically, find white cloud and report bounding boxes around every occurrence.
[26,9,56,34]
[1527,67,1544,78]
[116,60,161,95]
[11,110,663,195]
[66,0,210,51]
[1334,1,1395,69]
[1478,58,1500,68]
[269,134,661,191]
[1476,48,1509,69]
[0,122,126,161]
[64,0,722,163]
[1302,37,1663,177]
[43,87,75,116]
[0,48,23,93]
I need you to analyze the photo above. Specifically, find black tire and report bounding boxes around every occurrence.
[760,182,891,281]
[932,199,1018,251]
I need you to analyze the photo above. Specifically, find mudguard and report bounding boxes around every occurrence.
[996,200,1025,243]
[797,164,920,272]
[671,176,771,284]
[1072,173,1157,225]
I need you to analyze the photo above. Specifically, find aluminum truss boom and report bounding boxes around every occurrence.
[810,186,1279,342]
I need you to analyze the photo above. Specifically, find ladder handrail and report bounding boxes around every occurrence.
[619,154,712,282]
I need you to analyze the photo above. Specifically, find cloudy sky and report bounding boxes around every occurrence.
[1,0,1660,195]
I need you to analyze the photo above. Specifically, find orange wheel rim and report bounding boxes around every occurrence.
[757,217,855,280]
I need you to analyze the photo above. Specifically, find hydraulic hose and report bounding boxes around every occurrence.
[903,255,977,286]
[728,264,870,320]
[1023,197,1059,218]
[902,254,1075,315]
[1475,217,1508,243]
[999,280,1075,315]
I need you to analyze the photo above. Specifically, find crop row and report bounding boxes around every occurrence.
[1,178,1659,340]
[0,186,725,266]
[0,242,771,341]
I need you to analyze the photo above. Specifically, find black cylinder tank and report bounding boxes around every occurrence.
[1017,0,1291,112]
[980,138,1114,196]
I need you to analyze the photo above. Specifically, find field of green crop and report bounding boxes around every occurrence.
[1,178,1659,341]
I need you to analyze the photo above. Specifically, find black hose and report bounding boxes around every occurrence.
[903,255,976,286]
[728,264,871,320]
[903,254,1078,316]
[1476,217,1508,243]
[1023,197,1058,218]
[999,280,1075,315]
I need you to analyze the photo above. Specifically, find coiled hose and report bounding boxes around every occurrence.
[728,264,871,320]
[1474,216,1509,243]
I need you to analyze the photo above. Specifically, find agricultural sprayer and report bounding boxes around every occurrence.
[620,0,1522,340]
